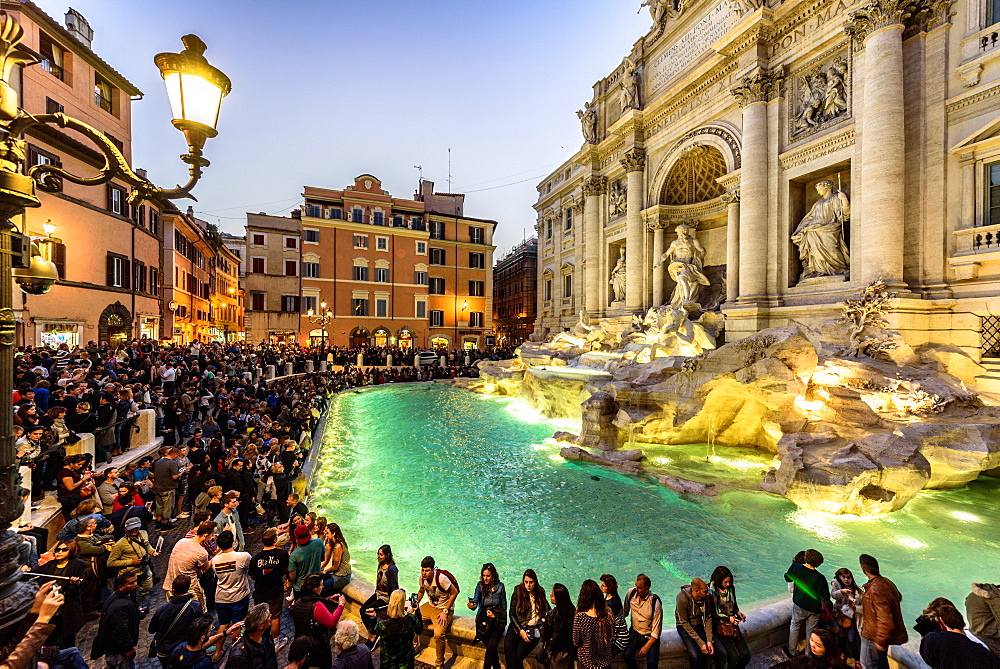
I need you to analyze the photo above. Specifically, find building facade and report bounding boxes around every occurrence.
[244,213,302,343]
[7,2,163,346]
[493,237,538,347]
[292,176,498,349]
[535,0,1000,363]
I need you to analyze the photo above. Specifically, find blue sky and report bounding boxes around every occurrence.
[31,0,649,256]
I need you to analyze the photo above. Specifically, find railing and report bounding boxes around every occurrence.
[954,222,1000,255]
[95,91,112,113]
[40,58,64,81]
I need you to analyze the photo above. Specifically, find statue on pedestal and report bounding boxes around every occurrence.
[653,223,709,308]
[621,58,641,112]
[791,180,850,281]
[610,247,627,304]
[577,101,597,144]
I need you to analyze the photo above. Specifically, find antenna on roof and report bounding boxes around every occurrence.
[447,148,452,193]
[414,165,423,187]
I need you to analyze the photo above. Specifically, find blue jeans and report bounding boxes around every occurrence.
[860,637,889,669]
[677,626,723,669]
[624,628,660,669]
[216,595,250,625]
[55,647,88,669]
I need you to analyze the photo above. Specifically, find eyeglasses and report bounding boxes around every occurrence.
[53,546,69,553]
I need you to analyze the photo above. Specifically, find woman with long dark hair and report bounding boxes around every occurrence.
[830,567,862,662]
[321,522,352,594]
[468,562,507,669]
[600,573,623,619]
[573,579,626,669]
[709,565,750,669]
[504,568,549,669]
[360,544,401,641]
[541,583,577,668]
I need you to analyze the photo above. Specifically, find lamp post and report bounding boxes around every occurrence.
[307,301,332,349]
[0,18,230,636]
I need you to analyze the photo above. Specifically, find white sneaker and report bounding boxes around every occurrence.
[177,512,190,519]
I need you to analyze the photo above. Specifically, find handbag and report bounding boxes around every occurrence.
[717,621,737,637]
[149,598,193,657]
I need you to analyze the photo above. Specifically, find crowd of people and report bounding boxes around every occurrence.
[4,338,1000,669]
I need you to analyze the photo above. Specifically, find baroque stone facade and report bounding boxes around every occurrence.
[535,0,1000,365]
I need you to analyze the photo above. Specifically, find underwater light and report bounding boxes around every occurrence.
[950,511,980,522]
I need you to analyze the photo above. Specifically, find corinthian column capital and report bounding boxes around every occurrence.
[621,148,646,173]
[730,66,785,107]
[721,188,741,204]
[844,0,919,42]
[582,175,608,196]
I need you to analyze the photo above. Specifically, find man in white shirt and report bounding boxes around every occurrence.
[160,362,177,397]
[211,529,252,637]
[415,555,459,668]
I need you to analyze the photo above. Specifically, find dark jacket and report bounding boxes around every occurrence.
[471,581,508,628]
[92,590,139,658]
[861,575,907,648]
[332,644,374,669]
[675,586,713,645]
[919,629,1000,669]
[227,634,278,669]
[509,585,550,633]
[149,594,203,657]
[785,563,830,614]
[541,606,576,655]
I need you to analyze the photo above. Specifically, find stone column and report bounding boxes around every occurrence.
[651,223,666,306]
[847,1,908,285]
[960,155,976,228]
[731,68,781,302]
[722,189,741,302]
[583,176,607,314]
[621,148,646,311]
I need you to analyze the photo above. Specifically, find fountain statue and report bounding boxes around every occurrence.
[609,247,627,304]
[791,180,850,281]
[654,223,709,308]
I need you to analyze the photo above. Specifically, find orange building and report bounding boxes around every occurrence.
[294,176,496,349]
[7,3,164,345]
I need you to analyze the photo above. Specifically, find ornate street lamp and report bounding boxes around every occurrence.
[307,301,333,349]
[0,14,230,637]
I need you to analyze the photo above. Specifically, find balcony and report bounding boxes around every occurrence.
[95,91,112,113]
[40,58,64,81]
[950,222,1000,279]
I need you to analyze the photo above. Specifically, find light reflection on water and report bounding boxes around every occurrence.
[311,384,1000,622]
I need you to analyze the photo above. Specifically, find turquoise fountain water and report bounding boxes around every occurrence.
[310,384,1000,623]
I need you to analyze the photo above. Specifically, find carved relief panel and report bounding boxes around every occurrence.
[789,52,851,142]
[609,179,627,218]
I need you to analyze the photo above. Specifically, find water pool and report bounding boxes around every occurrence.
[310,383,1000,623]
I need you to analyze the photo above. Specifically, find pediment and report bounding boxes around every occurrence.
[952,116,1000,155]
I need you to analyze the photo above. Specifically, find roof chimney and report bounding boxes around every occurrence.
[291,209,301,220]
[64,9,93,48]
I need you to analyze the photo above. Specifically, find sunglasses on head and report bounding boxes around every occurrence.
[482,563,494,570]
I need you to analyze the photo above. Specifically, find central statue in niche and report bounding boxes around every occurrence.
[791,180,851,281]
[654,223,709,308]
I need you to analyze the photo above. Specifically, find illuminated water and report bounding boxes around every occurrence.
[311,384,1000,623]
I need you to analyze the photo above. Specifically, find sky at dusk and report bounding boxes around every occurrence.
[31,0,650,257]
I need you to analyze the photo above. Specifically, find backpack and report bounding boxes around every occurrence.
[623,587,661,624]
[434,568,460,595]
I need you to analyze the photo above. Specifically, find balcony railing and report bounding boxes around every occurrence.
[95,91,112,112]
[954,222,1000,256]
[40,58,64,81]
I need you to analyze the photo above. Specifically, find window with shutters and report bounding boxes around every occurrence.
[284,260,297,276]
[429,248,446,265]
[470,226,485,244]
[376,236,388,251]
[544,279,552,301]
[353,266,369,281]
[284,236,298,249]
[375,268,389,283]
[149,210,161,236]
[469,280,485,296]
[353,234,368,249]
[302,296,317,313]
[411,216,425,231]
[108,184,126,216]
[104,132,124,153]
[303,262,320,278]
[45,98,64,114]
[281,295,300,312]
[305,204,321,218]
[94,72,114,113]
[38,33,67,82]
[149,267,160,296]
[352,298,369,316]
[469,252,485,269]
[470,312,483,327]
[416,241,427,255]
[251,233,265,246]
[376,298,388,318]
[26,145,61,176]
[564,209,573,230]
[373,211,384,226]
[106,253,127,288]
[352,208,364,223]
[430,310,444,327]
[416,299,427,318]
[50,242,66,279]
[328,207,343,220]
[251,292,265,311]
[430,221,445,239]
[250,257,265,274]
[303,229,319,243]
[415,271,428,285]
[133,261,146,293]
[429,277,446,294]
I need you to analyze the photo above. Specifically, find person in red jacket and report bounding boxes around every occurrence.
[858,554,907,669]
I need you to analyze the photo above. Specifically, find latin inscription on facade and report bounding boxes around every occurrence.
[649,2,741,94]
[770,0,852,57]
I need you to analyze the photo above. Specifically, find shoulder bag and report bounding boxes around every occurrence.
[150,598,193,657]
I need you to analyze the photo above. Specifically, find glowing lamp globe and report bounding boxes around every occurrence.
[154,35,231,150]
